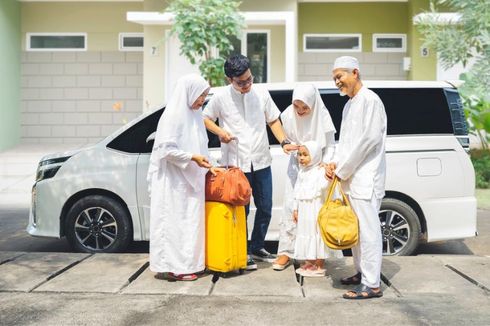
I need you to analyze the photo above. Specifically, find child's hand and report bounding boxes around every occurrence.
[293,210,298,223]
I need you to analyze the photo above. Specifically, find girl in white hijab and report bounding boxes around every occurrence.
[292,141,341,277]
[148,74,216,281]
[273,84,338,271]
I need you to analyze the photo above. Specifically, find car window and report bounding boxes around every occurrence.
[320,88,457,139]
[107,109,163,154]
[268,90,293,145]
[107,102,222,154]
[108,86,462,154]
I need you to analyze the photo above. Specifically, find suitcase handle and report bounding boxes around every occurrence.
[225,138,239,169]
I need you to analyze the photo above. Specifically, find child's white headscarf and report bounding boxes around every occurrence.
[299,140,322,170]
[148,74,210,192]
[294,140,327,200]
[281,84,336,150]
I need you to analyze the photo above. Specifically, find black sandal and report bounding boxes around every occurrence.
[343,284,383,300]
[340,272,361,285]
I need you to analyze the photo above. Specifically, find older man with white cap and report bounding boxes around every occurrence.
[326,56,387,299]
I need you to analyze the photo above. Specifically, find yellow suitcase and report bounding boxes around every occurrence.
[205,201,247,273]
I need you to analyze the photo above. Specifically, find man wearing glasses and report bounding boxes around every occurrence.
[203,54,291,270]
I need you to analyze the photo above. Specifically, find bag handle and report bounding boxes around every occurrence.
[225,138,239,169]
[325,175,353,209]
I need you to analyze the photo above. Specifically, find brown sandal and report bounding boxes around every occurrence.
[340,272,361,285]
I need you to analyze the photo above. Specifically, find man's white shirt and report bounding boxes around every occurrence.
[203,85,280,173]
[334,86,387,200]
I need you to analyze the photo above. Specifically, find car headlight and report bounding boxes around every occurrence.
[36,156,71,182]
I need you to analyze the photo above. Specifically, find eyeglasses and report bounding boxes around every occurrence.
[232,75,254,88]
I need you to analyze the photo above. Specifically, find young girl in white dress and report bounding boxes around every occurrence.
[293,141,342,277]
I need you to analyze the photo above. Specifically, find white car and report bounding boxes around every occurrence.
[28,80,477,256]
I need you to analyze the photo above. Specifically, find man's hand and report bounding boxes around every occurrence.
[325,162,337,180]
[293,210,298,223]
[192,155,212,168]
[282,143,299,154]
[218,130,234,143]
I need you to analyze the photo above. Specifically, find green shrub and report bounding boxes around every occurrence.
[470,149,490,189]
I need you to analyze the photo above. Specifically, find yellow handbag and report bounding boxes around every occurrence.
[317,176,359,250]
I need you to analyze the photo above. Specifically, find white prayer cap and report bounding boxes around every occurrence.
[332,56,360,71]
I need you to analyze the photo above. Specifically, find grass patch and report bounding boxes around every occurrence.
[476,188,490,210]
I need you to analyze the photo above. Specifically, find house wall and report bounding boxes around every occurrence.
[298,2,409,81]
[0,0,21,151]
[20,2,144,144]
[407,0,436,80]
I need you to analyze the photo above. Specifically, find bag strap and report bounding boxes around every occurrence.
[325,176,338,207]
[225,138,239,169]
[324,175,353,209]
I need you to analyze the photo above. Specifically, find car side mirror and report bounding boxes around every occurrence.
[146,132,156,144]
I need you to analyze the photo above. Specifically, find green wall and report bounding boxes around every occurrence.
[0,0,20,151]
[298,2,408,53]
[408,0,436,80]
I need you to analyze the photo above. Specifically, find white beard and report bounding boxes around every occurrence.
[339,91,347,97]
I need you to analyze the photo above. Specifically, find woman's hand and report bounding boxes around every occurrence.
[209,166,225,176]
[293,210,298,223]
[191,155,212,168]
[283,143,299,154]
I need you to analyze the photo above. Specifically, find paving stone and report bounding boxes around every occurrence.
[382,256,485,296]
[123,268,213,296]
[0,252,24,265]
[211,262,302,297]
[0,252,89,292]
[436,255,490,291]
[35,253,147,293]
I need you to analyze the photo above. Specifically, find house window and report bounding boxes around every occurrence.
[373,34,406,52]
[27,33,87,51]
[119,33,144,51]
[229,30,270,83]
[303,34,362,52]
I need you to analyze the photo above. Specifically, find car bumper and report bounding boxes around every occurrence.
[425,196,477,242]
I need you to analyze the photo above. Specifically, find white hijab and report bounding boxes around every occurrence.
[281,84,336,150]
[294,141,326,200]
[148,74,210,192]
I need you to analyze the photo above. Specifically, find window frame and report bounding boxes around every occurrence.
[303,33,362,53]
[238,29,271,83]
[119,32,144,52]
[26,32,87,52]
[372,33,407,53]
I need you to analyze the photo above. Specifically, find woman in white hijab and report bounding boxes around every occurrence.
[148,74,217,281]
[273,84,338,271]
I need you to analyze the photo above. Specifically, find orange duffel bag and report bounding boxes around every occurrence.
[205,140,252,206]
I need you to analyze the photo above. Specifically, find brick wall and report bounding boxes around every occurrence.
[21,51,143,144]
[298,52,408,81]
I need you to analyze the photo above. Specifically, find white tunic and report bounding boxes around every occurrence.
[147,74,209,274]
[203,85,280,172]
[333,85,387,288]
[334,86,387,200]
[277,84,336,257]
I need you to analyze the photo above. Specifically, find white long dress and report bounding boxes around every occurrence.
[147,74,210,275]
[293,141,342,260]
[277,84,336,257]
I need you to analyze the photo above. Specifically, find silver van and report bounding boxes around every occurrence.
[28,80,477,256]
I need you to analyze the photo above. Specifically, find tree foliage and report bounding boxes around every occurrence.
[167,0,244,86]
[417,0,490,148]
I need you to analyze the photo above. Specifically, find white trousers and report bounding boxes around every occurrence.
[349,195,383,288]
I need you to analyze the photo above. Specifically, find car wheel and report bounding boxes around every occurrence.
[379,198,421,256]
[65,195,132,253]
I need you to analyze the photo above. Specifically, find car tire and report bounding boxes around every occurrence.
[64,195,132,253]
[379,198,421,256]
